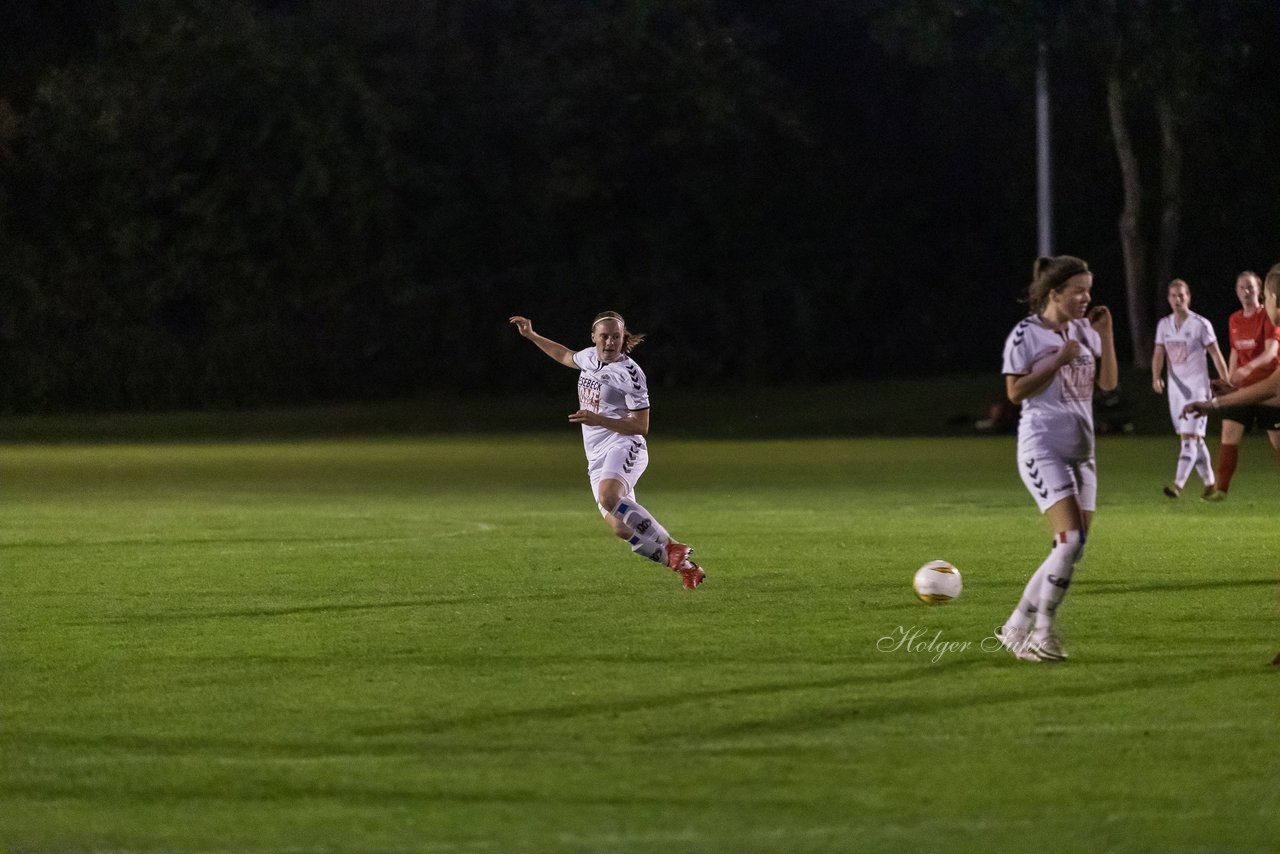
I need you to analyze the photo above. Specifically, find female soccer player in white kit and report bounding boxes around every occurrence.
[509,311,705,589]
[1150,279,1229,499]
[997,256,1117,662]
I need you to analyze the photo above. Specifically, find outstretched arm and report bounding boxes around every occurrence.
[1183,370,1280,417]
[509,316,577,368]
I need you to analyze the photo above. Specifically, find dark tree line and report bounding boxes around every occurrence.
[1,0,1278,413]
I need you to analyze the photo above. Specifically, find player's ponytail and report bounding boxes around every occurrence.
[591,311,646,353]
[1025,255,1090,315]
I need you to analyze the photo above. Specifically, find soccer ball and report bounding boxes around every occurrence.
[913,560,962,604]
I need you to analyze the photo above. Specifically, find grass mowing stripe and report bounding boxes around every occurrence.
[2,435,1277,852]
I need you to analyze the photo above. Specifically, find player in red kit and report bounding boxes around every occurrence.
[1212,272,1280,495]
[1184,264,1280,666]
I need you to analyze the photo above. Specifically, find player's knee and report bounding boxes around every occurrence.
[597,483,626,513]
[1068,531,1086,563]
[1053,529,1085,563]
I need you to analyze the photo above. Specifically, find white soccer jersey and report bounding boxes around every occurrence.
[1002,315,1102,460]
[1155,311,1216,417]
[572,348,650,461]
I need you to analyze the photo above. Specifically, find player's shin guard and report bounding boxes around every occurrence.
[1035,530,1084,632]
[611,499,671,551]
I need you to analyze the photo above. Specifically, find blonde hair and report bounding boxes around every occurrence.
[591,310,645,353]
[1264,264,1280,300]
[1167,278,1189,293]
[1025,255,1090,315]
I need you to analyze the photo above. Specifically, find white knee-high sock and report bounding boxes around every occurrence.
[628,539,666,562]
[1194,438,1216,486]
[611,499,672,562]
[1174,438,1196,488]
[1008,531,1085,631]
[1007,556,1054,631]
[1034,530,1084,634]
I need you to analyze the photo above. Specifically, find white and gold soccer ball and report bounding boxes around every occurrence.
[912,560,962,604]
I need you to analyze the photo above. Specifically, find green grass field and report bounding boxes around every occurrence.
[3,432,1278,852]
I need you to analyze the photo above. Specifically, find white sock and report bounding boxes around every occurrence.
[1007,555,1054,631]
[1174,439,1195,489]
[1034,530,1084,635]
[628,539,667,563]
[1194,438,1215,486]
[610,499,672,562]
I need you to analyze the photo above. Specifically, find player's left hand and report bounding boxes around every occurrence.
[1087,305,1113,335]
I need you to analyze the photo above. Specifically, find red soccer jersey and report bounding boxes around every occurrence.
[1229,308,1280,387]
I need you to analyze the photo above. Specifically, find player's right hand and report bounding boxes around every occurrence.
[1056,339,1081,366]
[1152,377,1164,394]
[509,316,534,337]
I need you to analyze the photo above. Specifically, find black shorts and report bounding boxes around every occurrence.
[1218,403,1280,432]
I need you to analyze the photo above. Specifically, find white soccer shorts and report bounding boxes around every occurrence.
[589,438,649,516]
[1166,383,1208,437]
[1018,454,1097,514]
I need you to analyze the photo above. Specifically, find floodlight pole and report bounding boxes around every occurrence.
[1036,40,1053,256]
